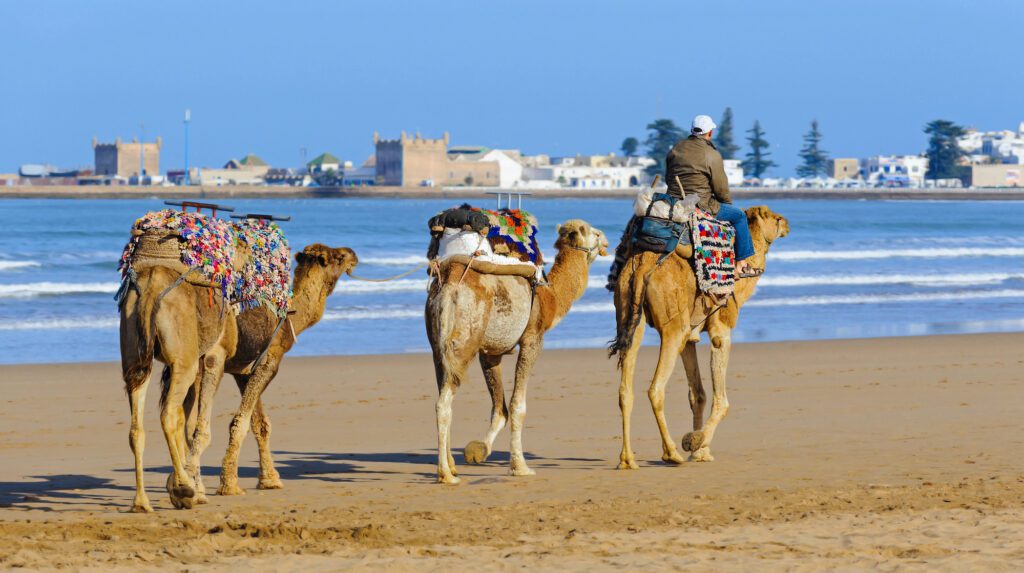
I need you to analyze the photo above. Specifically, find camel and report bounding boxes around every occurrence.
[610,206,789,469]
[425,220,607,484]
[187,244,358,500]
[120,242,355,512]
[120,246,237,512]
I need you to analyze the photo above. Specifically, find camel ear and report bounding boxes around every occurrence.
[746,205,771,224]
[555,224,562,235]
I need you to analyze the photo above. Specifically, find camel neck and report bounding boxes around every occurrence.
[543,248,589,321]
[290,265,333,334]
[734,221,772,305]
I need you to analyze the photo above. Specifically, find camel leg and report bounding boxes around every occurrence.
[218,356,281,496]
[430,338,472,484]
[465,353,508,465]
[617,319,646,470]
[436,381,461,484]
[126,371,153,513]
[182,378,197,451]
[509,337,541,477]
[161,361,199,509]
[682,328,732,459]
[187,352,225,504]
[649,328,687,465]
[242,375,283,490]
[681,342,712,461]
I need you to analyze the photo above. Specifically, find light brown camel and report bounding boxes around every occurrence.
[425,220,607,484]
[206,244,357,498]
[120,253,236,512]
[120,243,355,512]
[611,206,789,469]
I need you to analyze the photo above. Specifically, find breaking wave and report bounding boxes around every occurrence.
[0,282,119,298]
[0,317,119,330]
[0,261,41,271]
[773,247,1024,262]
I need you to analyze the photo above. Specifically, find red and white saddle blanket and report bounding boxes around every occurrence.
[691,209,735,296]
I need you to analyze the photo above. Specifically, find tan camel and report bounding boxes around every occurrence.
[205,244,357,498]
[611,206,789,469]
[425,220,607,484]
[120,257,235,512]
[120,243,355,512]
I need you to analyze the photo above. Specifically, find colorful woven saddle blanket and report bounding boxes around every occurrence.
[691,208,736,296]
[472,207,542,265]
[230,219,292,316]
[119,209,292,316]
[429,204,543,265]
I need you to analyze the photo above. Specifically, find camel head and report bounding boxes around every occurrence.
[294,244,359,295]
[554,219,608,262]
[745,206,790,245]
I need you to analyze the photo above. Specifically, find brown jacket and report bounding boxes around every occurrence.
[664,135,731,214]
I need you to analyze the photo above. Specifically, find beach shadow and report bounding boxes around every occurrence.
[0,474,130,512]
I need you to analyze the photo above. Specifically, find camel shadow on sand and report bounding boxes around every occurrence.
[273,449,606,477]
[0,474,132,512]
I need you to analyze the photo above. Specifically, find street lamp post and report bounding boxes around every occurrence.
[184,109,191,186]
[139,122,145,184]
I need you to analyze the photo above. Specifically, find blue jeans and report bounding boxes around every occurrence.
[715,203,755,261]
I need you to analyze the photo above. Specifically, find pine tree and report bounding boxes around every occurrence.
[713,107,739,160]
[741,120,777,179]
[620,136,639,157]
[643,119,684,177]
[796,119,829,177]
[924,119,966,180]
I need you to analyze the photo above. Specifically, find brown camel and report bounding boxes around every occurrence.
[611,206,789,469]
[120,250,237,512]
[425,220,607,484]
[120,243,355,512]
[207,244,357,498]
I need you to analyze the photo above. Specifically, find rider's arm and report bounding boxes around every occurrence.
[709,150,732,205]
[665,146,684,195]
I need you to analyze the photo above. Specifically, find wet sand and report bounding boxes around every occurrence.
[2,333,1023,570]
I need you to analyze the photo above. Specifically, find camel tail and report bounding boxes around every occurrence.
[608,260,649,370]
[429,282,465,389]
[122,266,175,392]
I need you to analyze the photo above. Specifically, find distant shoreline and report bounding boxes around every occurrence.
[2,184,1023,201]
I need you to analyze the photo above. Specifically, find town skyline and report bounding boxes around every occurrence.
[2,0,1022,176]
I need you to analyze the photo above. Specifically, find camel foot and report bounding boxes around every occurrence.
[661,451,687,465]
[437,474,462,485]
[217,483,246,496]
[194,492,209,505]
[129,499,154,513]
[166,478,196,510]
[510,465,536,477]
[688,446,715,462]
[617,459,640,470]
[681,430,706,453]
[258,477,284,490]
[464,441,490,465]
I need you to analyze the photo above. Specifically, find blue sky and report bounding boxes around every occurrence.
[1,0,1021,176]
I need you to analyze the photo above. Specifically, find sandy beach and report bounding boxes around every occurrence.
[2,333,1023,570]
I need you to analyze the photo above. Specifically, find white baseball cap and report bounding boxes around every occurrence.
[691,114,717,134]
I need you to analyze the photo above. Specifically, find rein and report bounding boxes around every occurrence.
[344,262,431,283]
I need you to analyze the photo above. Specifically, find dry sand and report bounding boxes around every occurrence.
[2,333,1023,571]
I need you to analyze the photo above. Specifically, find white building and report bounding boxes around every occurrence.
[958,122,1024,165]
[723,159,744,186]
[521,153,653,189]
[479,149,525,188]
[861,155,929,187]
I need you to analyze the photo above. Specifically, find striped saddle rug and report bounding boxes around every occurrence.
[691,209,736,296]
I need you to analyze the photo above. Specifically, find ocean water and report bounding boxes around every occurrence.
[0,197,1022,365]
